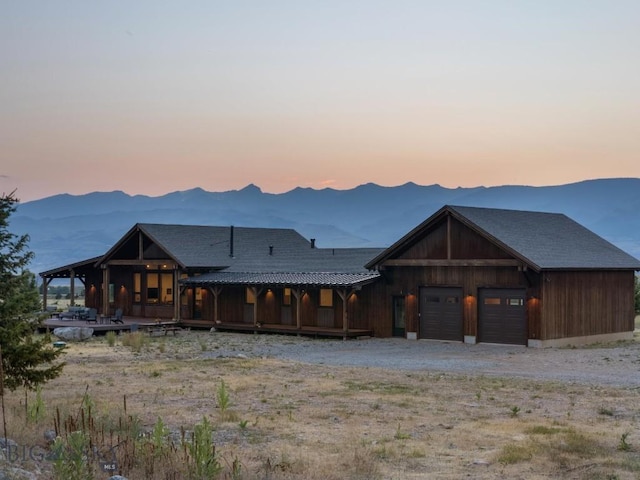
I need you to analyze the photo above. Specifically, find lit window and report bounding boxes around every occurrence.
[134,273,141,303]
[283,288,291,306]
[320,289,333,307]
[246,288,256,304]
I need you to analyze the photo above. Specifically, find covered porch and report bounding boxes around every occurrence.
[181,271,380,339]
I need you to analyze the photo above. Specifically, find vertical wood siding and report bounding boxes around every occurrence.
[540,270,635,339]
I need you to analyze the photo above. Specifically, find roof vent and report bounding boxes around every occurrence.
[269,245,274,256]
[310,238,316,249]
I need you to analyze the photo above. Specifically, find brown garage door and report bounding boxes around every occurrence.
[419,287,463,341]
[479,288,527,345]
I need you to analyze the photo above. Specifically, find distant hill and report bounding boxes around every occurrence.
[10,178,640,275]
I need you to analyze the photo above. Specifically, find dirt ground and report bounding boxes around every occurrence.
[3,326,640,479]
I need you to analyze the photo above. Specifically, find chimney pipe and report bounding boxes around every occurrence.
[269,245,273,255]
[310,238,316,249]
[229,225,234,257]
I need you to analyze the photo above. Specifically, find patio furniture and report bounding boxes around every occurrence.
[108,308,124,324]
[85,308,98,324]
[59,306,90,320]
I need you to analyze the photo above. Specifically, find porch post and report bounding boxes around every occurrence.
[42,277,50,310]
[69,269,76,306]
[250,287,264,327]
[212,286,223,323]
[101,265,109,315]
[337,288,352,339]
[291,288,302,330]
[173,266,180,321]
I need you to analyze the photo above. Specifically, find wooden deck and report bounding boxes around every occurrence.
[41,317,372,339]
[41,317,140,335]
[199,321,373,339]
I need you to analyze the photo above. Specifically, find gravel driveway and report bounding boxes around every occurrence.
[205,332,640,388]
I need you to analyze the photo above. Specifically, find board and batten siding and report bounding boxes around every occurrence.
[539,270,636,340]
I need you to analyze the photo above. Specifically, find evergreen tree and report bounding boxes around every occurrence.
[0,191,64,392]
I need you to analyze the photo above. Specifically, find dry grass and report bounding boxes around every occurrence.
[2,331,640,479]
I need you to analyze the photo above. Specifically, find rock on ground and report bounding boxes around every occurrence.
[53,327,94,341]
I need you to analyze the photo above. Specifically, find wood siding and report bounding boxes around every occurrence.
[369,266,535,338]
[539,270,635,340]
[398,218,512,260]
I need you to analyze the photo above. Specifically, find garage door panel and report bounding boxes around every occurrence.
[479,289,526,345]
[419,287,463,341]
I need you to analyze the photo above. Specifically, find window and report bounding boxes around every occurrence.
[283,288,291,306]
[144,270,174,305]
[484,297,501,305]
[508,298,524,306]
[147,273,159,303]
[246,287,256,304]
[134,273,141,303]
[320,289,333,307]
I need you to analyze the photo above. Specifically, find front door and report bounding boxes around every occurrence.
[193,287,203,320]
[392,296,406,337]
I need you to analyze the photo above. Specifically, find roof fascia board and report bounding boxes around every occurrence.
[94,223,185,269]
[365,205,450,269]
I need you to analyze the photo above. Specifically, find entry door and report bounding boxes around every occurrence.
[419,287,463,341]
[479,288,527,345]
[193,287,203,320]
[392,296,406,337]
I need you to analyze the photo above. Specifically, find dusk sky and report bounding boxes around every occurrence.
[2,1,639,202]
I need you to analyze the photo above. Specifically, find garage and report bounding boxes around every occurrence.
[479,288,527,345]
[419,287,463,341]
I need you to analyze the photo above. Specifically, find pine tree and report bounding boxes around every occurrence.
[0,191,64,392]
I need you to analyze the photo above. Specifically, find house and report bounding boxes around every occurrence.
[40,206,640,346]
[40,223,383,338]
[365,205,640,347]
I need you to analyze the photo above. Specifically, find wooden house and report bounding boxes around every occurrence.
[40,205,640,346]
[365,205,640,347]
[41,223,383,338]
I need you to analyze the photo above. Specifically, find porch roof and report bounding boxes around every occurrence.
[181,271,381,288]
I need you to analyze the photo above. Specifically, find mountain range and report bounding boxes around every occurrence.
[10,177,640,276]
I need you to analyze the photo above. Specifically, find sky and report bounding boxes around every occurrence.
[2,1,639,202]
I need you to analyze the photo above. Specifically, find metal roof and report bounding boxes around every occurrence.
[181,271,381,287]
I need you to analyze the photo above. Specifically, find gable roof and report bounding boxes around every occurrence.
[96,223,383,284]
[366,205,640,271]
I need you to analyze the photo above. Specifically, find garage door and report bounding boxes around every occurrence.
[479,288,527,345]
[419,287,463,341]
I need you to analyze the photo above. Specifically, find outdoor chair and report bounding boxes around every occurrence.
[85,308,98,324]
[109,308,124,324]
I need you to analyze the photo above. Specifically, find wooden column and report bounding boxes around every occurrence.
[42,277,51,310]
[173,267,180,321]
[337,288,353,339]
[101,265,109,316]
[69,269,76,306]
[212,286,223,323]
[291,288,303,330]
[250,286,263,327]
